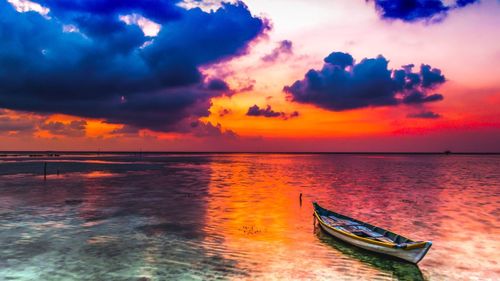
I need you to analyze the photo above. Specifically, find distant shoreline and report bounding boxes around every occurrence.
[0,151,499,155]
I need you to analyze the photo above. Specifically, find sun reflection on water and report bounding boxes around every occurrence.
[0,153,498,280]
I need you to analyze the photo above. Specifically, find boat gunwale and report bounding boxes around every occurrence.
[313,202,428,250]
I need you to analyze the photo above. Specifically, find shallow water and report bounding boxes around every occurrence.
[0,153,498,280]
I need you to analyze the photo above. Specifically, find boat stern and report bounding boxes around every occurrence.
[410,241,432,264]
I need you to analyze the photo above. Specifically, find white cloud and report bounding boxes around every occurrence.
[119,14,161,37]
[62,24,79,33]
[7,0,49,17]
[177,0,232,12]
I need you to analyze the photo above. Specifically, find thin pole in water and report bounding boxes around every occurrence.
[44,162,47,180]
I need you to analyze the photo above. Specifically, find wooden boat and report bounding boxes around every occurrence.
[313,202,432,264]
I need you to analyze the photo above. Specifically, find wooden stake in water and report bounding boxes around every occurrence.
[44,162,47,180]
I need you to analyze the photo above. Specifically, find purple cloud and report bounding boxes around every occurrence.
[284,51,445,111]
[262,40,293,62]
[247,105,299,120]
[368,0,480,23]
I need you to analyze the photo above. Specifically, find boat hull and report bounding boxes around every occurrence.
[317,219,432,264]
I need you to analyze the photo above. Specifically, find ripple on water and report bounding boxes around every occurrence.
[0,154,499,280]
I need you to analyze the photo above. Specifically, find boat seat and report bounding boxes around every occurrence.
[321,216,396,243]
[345,225,388,239]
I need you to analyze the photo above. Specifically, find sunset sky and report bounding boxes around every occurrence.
[0,0,499,152]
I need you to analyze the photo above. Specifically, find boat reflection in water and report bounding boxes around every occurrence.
[314,223,426,281]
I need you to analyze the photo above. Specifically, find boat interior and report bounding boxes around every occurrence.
[317,210,414,245]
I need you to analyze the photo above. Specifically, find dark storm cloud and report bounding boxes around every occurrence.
[207,79,231,92]
[35,0,181,23]
[420,64,446,88]
[261,40,293,62]
[324,52,354,69]
[0,1,268,132]
[246,105,299,120]
[284,51,446,111]
[368,0,480,22]
[455,0,479,7]
[407,111,441,119]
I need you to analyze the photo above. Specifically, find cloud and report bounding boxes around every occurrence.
[0,116,36,134]
[189,121,238,138]
[247,105,282,118]
[324,52,354,68]
[218,108,232,117]
[367,0,480,23]
[261,40,293,62]
[455,0,480,7]
[110,125,141,135]
[0,109,90,137]
[0,1,268,133]
[0,109,46,135]
[237,82,255,93]
[402,91,443,104]
[420,64,446,88]
[246,105,299,120]
[7,0,49,16]
[206,78,231,92]
[289,111,300,118]
[284,51,445,111]
[407,111,441,119]
[119,13,161,36]
[40,120,87,137]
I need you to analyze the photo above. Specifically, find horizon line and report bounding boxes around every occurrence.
[0,151,499,155]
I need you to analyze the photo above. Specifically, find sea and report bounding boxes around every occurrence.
[0,153,498,280]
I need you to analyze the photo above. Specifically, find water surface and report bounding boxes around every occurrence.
[0,153,498,280]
